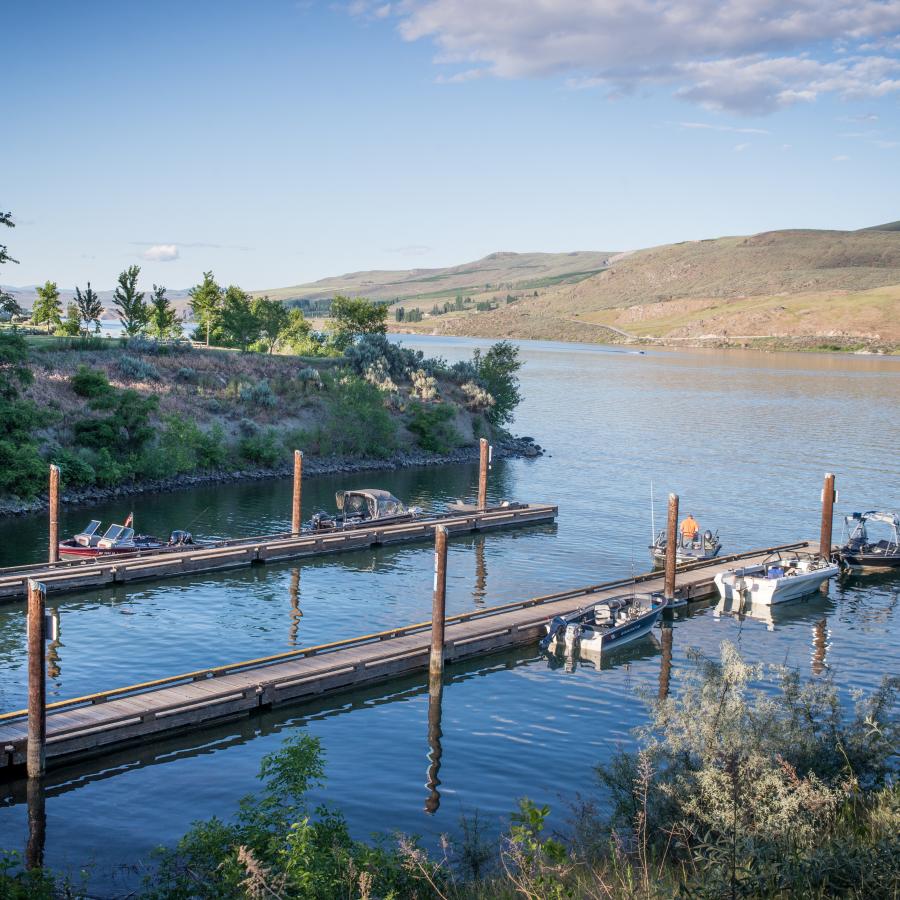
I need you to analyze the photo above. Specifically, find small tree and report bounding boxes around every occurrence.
[0,211,23,319]
[189,270,223,347]
[329,295,387,350]
[473,340,522,427]
[220,285,260,352]
[113,265,148,336]
[395,306,405,323]
[251,296,289,353]
[74,282,104,335]
[58,303,82,336]
[277,308,317,355]
[32,280,62,333]
[147,284,182,340]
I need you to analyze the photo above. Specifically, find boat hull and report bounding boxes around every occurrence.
[838,551,900,569]
[715,565,839,606]
[59,541,166,558]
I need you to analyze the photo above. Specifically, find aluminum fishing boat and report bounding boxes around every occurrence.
[59,520,198,558]
[542,593,667,654]
[714,551,839,606]
[308,489,423,532]
[650,528,721,566]
[837,511,900,569]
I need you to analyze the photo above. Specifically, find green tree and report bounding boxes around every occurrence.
[474,340,522,427]
[112,265,148,336]
[277,307,318,354]
[189,270,223,346]
[74,282,104,334]
[395,306,405,323]
[58,302,82,336]
[329,295,387,350]
[146,283,182,340]
[32,280,62,333]
[220,285,259,351]
[250,295,288,353]
[0,211,23,319]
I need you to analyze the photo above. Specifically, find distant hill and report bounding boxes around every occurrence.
[413,229,900,351]
[253,250,617,304]
[861,220,900,232]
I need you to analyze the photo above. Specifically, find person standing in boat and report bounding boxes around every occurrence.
[680,513,700,547]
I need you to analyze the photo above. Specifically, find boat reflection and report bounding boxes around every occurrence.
[545,630,662,673]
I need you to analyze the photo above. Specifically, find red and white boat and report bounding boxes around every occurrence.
[58,518,198,558]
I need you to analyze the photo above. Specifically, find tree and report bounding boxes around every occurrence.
[32,280,62,333]
[277,308,317,355]
[74,282,104,335]
[112,265,148,336]
[329,295,388,350]
[473,340,522,427]
[251,296,289,353]
[58,303,82,336]
[146,284,182,340]
[220,285,259,351]
[189,271,223,347]
[0,211,22,319]
[395,306,405,323]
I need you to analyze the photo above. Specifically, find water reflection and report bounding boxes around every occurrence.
[288,569,302,647]
[473,538,487,607]
[812,618,828,675]
[47,609,62,680]
[424,672,443,814]
[26,777,45,870]
[658,623,674,700]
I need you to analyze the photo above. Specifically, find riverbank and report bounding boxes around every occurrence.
[0,434,542,517]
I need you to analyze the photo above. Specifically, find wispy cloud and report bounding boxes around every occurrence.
[678,121,770,134]
[733,142,750,152]
[385,244,433,256]
[369,0,900,114]
[141,244,179,262]
[833,154,851,162]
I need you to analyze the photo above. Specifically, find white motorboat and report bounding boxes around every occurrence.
[714,551,839,606]
[542,593,667,654]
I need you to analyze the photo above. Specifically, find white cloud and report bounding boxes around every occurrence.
[385,244,433,256]
[833,154,851,161]
[733,143,750,152]
[373,0,900,114]
[678,121,770,134]
[141,244,179,262]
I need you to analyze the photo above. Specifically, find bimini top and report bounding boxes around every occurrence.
[846,510,900,528]
[335,489,407,518]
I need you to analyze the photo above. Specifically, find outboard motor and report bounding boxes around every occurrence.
[540,615,567,651]
[310,511,336,532]
[169,530,194,546]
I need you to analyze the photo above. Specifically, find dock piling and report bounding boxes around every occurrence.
[664,493,679,601]
[291,450,303,536]
[819,472,836,559]
[27,580,47,779]
[430,525,448,678]
[48,464,60,564]
[477,438,489,509]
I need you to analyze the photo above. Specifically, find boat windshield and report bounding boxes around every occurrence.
[101,525,135,543]
[344,493,375,518]
[80,520,102,537]
[377,496,406,517]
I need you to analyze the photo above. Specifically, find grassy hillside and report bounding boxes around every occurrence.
[253,250,617,304]
[410,229,900,351]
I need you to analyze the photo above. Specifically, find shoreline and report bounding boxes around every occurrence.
[0,436,543,519]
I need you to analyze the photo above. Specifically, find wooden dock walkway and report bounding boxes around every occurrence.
[0,503,557,604]
[0,541,810,778]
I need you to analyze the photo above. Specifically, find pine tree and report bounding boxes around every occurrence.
[113,265,148,337]
[189,271,223,346]
[32,280,62,333]
[74,282,104,335]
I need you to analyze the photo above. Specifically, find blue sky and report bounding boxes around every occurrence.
[4,0,899,290]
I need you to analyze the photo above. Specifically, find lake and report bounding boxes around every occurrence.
[0,337,898,894]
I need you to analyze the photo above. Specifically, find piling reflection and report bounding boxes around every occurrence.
[811,618,828,675]
[25,776,45,870]
[473,538,487,607]
[424,672,444,814]
[46,609,62,680]
[288,569,302,647]
[658,623,674,700]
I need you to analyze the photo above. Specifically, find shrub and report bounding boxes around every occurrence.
[52,447,96,488]
[238,379,277,408]
[73,389,158,455]
[410,368,438,401]
[461,380,495,413]
[0,439,47,497]
[406,401,461,453]
[118,354,161,382]
[70,365,111,399]
[238,427,282,466]
[318,375,396,458]
[175,366,198,384]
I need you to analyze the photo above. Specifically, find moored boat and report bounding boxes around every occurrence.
[308,489,423,532]
[59,520,199,558]
[649,528,721,566]
[714,551,839,606]
[542,592,667,655]
[837,511,900,569]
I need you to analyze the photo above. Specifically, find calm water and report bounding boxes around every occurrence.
[1,337,898,895]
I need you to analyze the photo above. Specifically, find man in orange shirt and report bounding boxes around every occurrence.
[680,513,700,545]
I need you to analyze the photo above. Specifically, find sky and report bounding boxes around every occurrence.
[3,0,900,291]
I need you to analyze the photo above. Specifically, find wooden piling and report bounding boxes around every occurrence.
[819,472,836,559]
[664,493,679,601]
[48,465,60,564]
[477,438,489,509]
[27,580,46,779]
[291,450,303,536]
[430,525,448,678]
[25,775,45,870]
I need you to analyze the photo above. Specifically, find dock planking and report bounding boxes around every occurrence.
[0,541,811,778]
[0,503,557,604]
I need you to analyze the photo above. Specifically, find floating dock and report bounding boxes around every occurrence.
[0,541,809,778]
[0,503,557,604]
